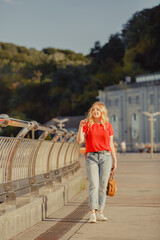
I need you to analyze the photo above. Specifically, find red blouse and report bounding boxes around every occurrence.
[83,122,114,154]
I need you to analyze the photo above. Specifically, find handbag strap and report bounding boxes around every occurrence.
[110,172,114,180]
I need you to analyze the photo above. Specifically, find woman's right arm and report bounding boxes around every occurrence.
[77,119,88,144]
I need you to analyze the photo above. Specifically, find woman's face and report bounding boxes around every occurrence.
[92,105,102,119]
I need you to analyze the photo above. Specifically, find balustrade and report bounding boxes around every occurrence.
[0,114,80,203]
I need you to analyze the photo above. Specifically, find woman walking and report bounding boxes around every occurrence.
[77,102,117,223]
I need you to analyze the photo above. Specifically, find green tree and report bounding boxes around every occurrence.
[122,5,160,71]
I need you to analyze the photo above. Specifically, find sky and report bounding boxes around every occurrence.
[0,0,160,55]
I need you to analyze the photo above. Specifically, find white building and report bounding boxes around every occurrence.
[98,73,160,151]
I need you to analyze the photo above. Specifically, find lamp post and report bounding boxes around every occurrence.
[52,118,68,130]
[143,112,160,158]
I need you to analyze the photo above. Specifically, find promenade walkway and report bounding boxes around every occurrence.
[12,153,160,240]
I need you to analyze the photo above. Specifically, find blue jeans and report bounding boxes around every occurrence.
[86,151,112,211]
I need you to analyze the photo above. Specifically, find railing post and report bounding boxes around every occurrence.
[28,129,55,194]
[63,133,76,169]
[53,131,68,182]
[73,142,81,170]
[43,127,57,187]
[3,139,22,203]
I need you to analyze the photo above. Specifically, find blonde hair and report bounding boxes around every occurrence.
[87,102,109,129]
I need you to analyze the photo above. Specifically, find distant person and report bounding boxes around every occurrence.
[139,142,145,153]
[121,140,126,155]
[145,143,151,153]
[77,101,117,223]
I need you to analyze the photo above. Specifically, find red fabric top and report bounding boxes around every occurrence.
[83,122,114,154]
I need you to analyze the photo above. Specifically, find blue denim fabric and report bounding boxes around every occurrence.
[86,151,112,211]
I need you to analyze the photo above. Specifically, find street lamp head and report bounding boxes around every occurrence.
[153,112,160,117]
[142,112,152,117]
[143,112,160,117]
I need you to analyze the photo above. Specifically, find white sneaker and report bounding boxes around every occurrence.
[96,212,107,221]
[88,213,96,223]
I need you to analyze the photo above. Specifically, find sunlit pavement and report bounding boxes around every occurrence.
[65,153,160,240]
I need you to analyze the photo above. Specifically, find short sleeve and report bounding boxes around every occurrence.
[108,123,114,136]
[83,123,88,134]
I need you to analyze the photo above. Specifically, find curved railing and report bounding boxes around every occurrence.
[0,114,80,203]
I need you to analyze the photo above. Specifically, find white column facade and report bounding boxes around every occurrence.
[98,81,160,150]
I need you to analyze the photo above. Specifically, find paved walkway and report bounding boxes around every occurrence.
[13,153,160,240]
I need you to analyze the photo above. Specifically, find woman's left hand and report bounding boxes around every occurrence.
[111,162,117,173]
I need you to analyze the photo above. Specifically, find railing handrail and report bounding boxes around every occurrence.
[0,114,71,136]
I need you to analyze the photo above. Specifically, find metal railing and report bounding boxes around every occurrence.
[0,114,80,203]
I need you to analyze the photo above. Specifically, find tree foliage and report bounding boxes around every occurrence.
[122,5,160,72]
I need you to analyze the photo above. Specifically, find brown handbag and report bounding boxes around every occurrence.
[106,172,117,196]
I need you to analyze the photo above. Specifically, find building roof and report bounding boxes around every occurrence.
[103,80,160,92]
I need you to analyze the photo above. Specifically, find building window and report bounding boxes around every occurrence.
[150,94,154,104]
[111,115,119,139]
[115,98,119,106]
[128,97,132,104]
[107,99,111,106]
[112,114,116,121]
[131,113,139,139]
[135,96,139,104]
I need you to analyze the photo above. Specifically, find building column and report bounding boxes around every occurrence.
[154,87,159,143]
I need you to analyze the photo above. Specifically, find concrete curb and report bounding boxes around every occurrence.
[0,169,85,240]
